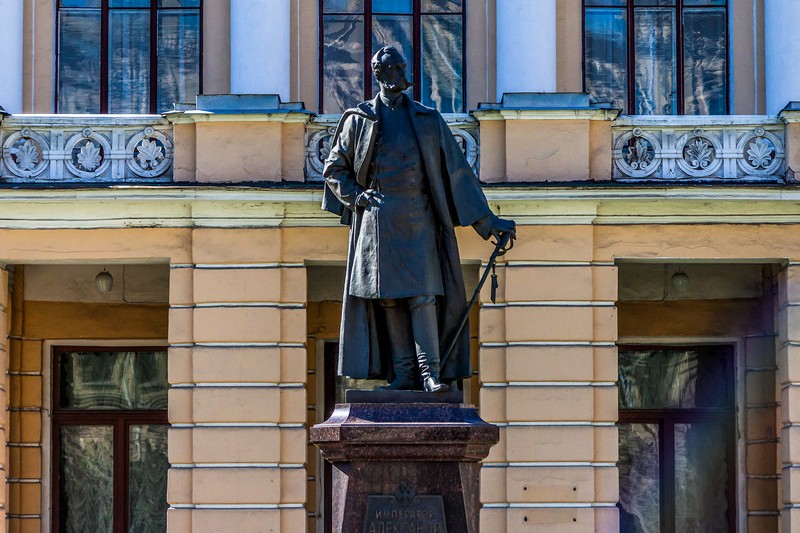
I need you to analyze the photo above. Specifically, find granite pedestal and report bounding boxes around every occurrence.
[310,390,499,533]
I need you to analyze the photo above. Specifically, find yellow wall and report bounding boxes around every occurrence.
[7,265,168,533]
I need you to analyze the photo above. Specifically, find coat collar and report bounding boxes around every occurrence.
[355,92,434,120]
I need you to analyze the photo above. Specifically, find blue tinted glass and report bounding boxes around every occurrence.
[584,8,628,110]
[373,0,412,13]
[634,8,677,114]
[585,0,626,5]
[683,7,727,114]
[61,0,102,6]
[109,10,151,113]
[58,10,102,113]
[157,11,201,111]
[682,0,725,3]
[323,15,365,113]
[158,0,201,6]
[323,0,363,12]
[421,14,462,112]
[110,0,150,6]
[421,0,462,12]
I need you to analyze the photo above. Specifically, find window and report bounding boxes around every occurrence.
[56,0,202,114]
[52,347,168,532]
[320,0,465,114]
[617,346,735,532]
[584,0,728,115]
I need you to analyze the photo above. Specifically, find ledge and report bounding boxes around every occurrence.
[0,185,798,230]
[164,94,312,124]
[779,102,800,124]
[473,92,620,121]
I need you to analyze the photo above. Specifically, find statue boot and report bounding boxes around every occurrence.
[409,296,449,393]
[379,299,418,390]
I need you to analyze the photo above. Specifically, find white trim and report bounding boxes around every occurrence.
[482,462,617,468]
[482,503,617,509]
[481,301,615,308]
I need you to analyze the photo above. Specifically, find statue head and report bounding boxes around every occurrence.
[371,46,411,94]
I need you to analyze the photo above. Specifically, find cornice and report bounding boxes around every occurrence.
[0,186,799,229]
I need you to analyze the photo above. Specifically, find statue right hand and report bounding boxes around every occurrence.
[355,189,384,208]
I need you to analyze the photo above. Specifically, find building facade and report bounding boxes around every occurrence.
[0,0,798,531]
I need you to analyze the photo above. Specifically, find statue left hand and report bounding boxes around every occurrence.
[473,213,516,242]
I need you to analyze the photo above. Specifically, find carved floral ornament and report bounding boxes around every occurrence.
[305,122,480,181]
[614,124,784,180]
[66,128,111,178]
[126,127,173,178]
[2,129,49,178]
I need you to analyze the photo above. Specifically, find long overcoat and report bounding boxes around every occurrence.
[322,94,492,381]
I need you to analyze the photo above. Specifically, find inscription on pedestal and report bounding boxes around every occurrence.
[363,484,447,533]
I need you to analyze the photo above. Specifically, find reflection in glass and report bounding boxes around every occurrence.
[634,8,677,114]
[58,10,102,113]
[61,0,102,6]
[585,8,627,109]
[675,423,729,532]
[683,8,727,114]
[373,14,414,96]
[60,351,168,409]
[158,0,201,6]
[421,14,463,113]
[129,425,169,532]
[683,0,725,4]
[585,0,626,5]
[619,349,731,409]
[618,423,660,533]
[60,425,114,533]
[109,10,150,114]
[422,0,462,12]
[323,0,363,13]
[323,15,365,113]
[373,0,412,13]
[157,11,201,112]
[110,0,150,6]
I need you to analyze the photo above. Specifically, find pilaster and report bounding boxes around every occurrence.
[0,0,23,113]
[167,228,308,532]
[478,224,619,531]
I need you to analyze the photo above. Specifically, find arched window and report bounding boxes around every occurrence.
[320,0,465,114]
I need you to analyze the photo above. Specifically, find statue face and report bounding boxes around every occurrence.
[374,49,409,93]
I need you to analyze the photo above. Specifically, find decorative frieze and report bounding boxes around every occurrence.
[0,117,173,183]
[613,118,786,181]
[305,114,480,182]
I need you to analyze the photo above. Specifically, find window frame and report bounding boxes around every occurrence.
[617,344,737,532]
[50,345,169,533]
[55,0,204,114]
[317,0,467,113]
[581,0,730,115]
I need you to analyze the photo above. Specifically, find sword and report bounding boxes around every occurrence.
[440,232,513,369]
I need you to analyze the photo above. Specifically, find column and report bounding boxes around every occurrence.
[765,0,800,115]
[166,228,307,532]
[230,0,291,99]
[0,0,24,113]
[496,0,556,100]
[476,225,619,531]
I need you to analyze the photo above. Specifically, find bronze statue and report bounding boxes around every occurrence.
[322,46,515,392]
